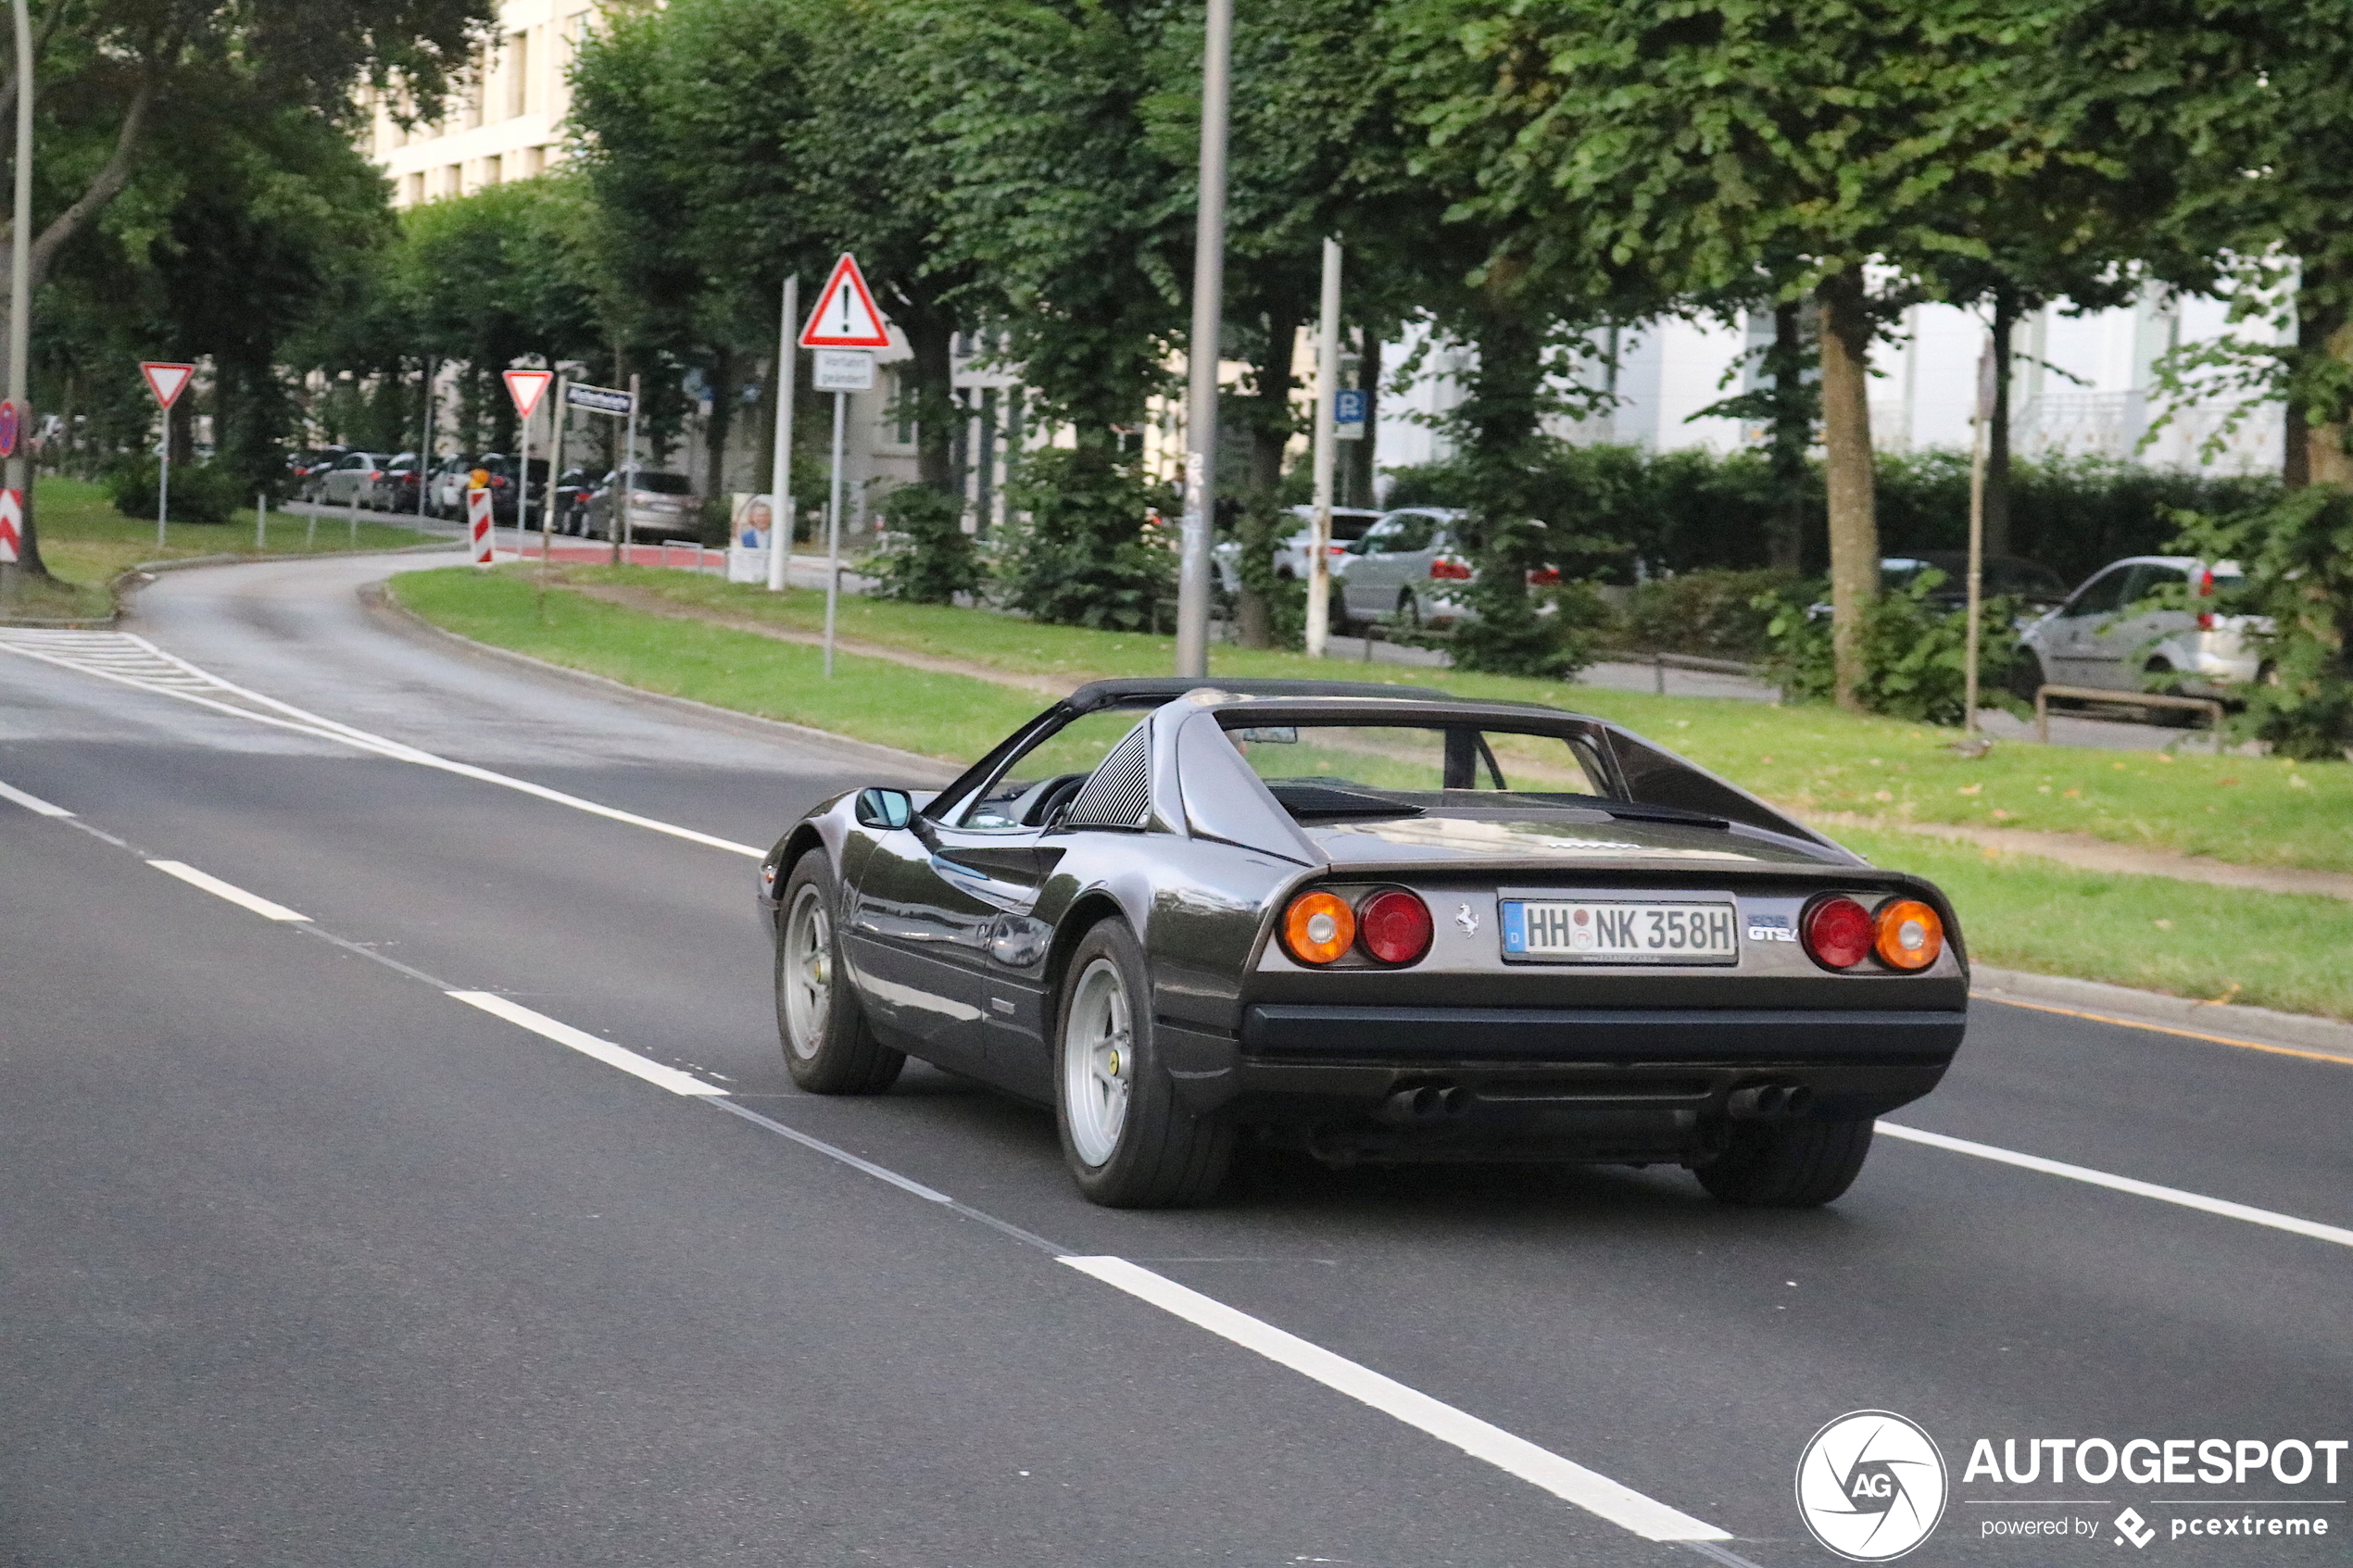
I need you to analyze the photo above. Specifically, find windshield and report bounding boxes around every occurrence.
[1220,721,1608,802]
[950,709,1151,830]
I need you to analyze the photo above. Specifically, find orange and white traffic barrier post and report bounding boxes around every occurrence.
[468,487,494,566]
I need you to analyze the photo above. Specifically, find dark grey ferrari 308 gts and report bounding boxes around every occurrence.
[757,678,1967,1210]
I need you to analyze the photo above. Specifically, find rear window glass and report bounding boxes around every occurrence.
[634,471,693,495]
[1221,721,1606,799]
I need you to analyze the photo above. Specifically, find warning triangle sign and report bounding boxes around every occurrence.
[503,368,554,419]
[799,255,891,348]
[141,361,195,408]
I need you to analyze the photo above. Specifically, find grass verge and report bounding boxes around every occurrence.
[537,564,2353,875]
[4,477,440,622]
[396,567,2353,1020]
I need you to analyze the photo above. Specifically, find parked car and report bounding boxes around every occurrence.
[1213,505,1387,596]
[1881,552,2070,615]
[316,451,393,508]
[290,446,346,502]
[2010,556,2259,702]
[425,453,544,523]
[582,469,700,541]
[760,676,1967,1209]
[369,451,427,513]
[550,468,597,535]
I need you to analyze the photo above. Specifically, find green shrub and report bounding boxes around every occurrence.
[1449,514,1609,679]
[1229,494,1307,648]
[994,447,1171,631]
[1758,571,2025,726]
[1623,568,1796,659]
[107,458,245,524]
[2168,487,2353,761]
[870,483,986,605]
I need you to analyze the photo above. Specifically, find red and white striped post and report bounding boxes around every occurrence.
[468,487,494,566]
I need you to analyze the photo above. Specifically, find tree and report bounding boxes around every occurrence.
[1395,0,2066,708]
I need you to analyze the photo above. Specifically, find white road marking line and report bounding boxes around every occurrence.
[145,859,309,922]
[1877,1122,2353,1249]
[1061,1255,1731,1544]
[446,991,724,1097]
[0,631,763,859]
[0,778,72,816]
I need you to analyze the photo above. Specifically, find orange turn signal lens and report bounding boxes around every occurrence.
[1873,898,1944,971]
[1282,890,1357,965]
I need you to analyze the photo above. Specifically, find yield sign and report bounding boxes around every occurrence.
[0,488,20,564]
[503,368,554,419]
[141,361,195,408]
[799,255,891,349]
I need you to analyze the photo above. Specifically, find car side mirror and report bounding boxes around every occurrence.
[854,787,914,830]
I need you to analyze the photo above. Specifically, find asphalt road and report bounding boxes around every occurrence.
[1,552,2346,1568]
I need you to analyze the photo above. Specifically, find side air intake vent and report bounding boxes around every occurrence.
[1065,727,1151,829]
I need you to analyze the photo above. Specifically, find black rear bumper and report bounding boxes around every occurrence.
[1242,1004,1963,1061]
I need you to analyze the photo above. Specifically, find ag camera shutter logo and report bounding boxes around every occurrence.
[1795,1411,1949,1561]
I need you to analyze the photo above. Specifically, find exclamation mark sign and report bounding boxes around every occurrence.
[840,283,851,334]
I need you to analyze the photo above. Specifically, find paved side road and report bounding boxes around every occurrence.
[0,552,2344,1567]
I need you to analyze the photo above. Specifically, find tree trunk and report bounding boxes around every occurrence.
[1235,302,1302,649]
[2297,266,2353,489]
[1986,286,2017,558]
[901,307,960,497]
[1349,329,1380,508]
[702,345,736,504]
[1765,299,1808,573]
[1816,272,1880,711]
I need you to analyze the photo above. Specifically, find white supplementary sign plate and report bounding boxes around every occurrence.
[811,349,875,393]
[1501,897,1738,964]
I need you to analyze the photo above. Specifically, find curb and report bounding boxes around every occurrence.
[359,578,959,784]
[1972,964,2353,1063]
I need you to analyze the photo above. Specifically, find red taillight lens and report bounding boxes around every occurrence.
[1282,891,1356,965]
[1802,896,1874,970]
[1429,558,1473,581]
[2198,567,2215,596]
[369,470,383,481]
[1527,566,1562,585]
[1357,889,1432,965]
[492,476,510,488]
[1873,898,1944,971]
[2197,611,2217,632]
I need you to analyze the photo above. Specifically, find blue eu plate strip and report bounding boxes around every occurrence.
[1500,900,1526,954]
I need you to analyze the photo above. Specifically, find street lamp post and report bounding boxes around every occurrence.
[1173,0,1232,678]
[6,0,33,582]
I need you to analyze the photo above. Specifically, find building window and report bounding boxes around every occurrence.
[506,31,528,119]
[406,171,425,206]
[484,153,502,186]
[446,163,463,197]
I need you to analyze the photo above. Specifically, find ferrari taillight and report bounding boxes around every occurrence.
[1357,889,1432,966]
[1802,896,1874,970]
[1873,899,1944,971]
[1281,891,1355,965]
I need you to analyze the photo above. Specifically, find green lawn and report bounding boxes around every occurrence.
[394,566,2353,1020]
[543,565,2353,875]
[3,477,441,622]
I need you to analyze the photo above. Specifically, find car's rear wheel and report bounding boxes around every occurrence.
[1055,920,1232,1209]
[775,853,903,1095]
[1695,1115,1874,1208]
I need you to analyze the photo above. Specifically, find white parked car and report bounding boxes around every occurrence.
[2011,556,2262,699]
[1213,505,1386,596]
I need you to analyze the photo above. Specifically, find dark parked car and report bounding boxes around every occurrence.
[551,467,597,534]
[369,451,427,513]
[758,677,1968,1210]
[1881,552,2070,613]
[290,446,347,502]
[583,469,700,541]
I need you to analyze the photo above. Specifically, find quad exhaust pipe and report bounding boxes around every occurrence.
[1376,1083,1469,1125]
[1726,1083,1812,1121]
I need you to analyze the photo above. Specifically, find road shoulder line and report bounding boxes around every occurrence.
[1974,965,2353,1063]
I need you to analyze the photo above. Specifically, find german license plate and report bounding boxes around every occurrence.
[1501,899,1739,964]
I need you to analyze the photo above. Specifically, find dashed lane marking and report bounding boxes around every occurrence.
[1877,1122,2353,1249]
[0,630,762,859]
[145,859,309,922]
[446,992,726,1098]
[0,778,72,816]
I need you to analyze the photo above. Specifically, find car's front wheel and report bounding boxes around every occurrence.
[1696,1115,1873,1208]
[2007,648,2046,704]
[1055,920,1232,1209]
[774,854,903,1094]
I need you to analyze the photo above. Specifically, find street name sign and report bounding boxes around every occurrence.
[566,383,635,417]
[141,362,195,408]
[503,369,554,419]
[799,254,890,349]
[812,349,876,394]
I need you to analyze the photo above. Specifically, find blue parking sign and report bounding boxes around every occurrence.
[1334,388,1368,440]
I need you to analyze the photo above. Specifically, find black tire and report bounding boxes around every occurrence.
[2006,648,2045,705]
[774,852,904,1095]
[1695,1116,1874,1208]
[1396,591,1423,632]
[1053,919,1233,1209]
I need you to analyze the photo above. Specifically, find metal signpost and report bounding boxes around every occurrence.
[1306,238,1343,659]
[799,254,891,677]
[502,368,554,557]
[140,361,195,549]
[767,274,798,594]
[4,0,29,595]
[1175,0,1235,678]
[1963,344,1995,739]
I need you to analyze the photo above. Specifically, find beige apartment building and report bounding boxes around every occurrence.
[368,0,599,207]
